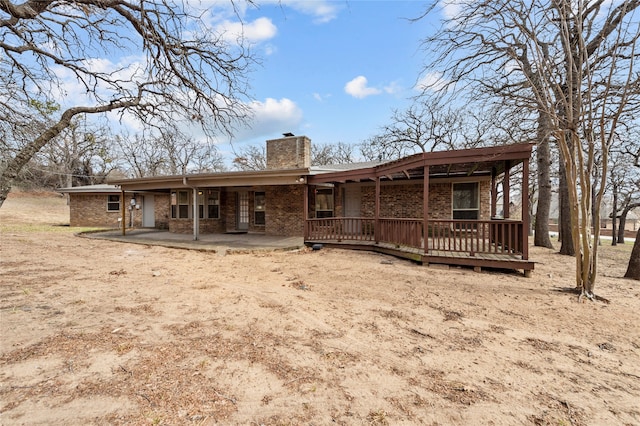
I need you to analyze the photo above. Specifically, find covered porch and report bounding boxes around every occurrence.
[304,143,534,276]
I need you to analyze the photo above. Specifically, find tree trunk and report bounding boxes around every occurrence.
[558,158,575,255]
[534,114,553,248]
[624,228,640,280]
[619,203,640,244]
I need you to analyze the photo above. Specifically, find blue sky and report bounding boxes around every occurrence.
[218,1,441,157]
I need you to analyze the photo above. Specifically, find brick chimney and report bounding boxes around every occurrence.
[266,134,311,169]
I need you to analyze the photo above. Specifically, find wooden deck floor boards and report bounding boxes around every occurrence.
[305,239,534,275]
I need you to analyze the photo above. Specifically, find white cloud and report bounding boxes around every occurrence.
[280,0,341,24]
[383,81,402,95]
[313,92,331,102]
[344,76,382,99]
[416,72,449,92]
[440,0,462,20]
[231,97,304,142]
[216,16,277,44]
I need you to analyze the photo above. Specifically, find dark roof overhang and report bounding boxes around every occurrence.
[308,143,533,184]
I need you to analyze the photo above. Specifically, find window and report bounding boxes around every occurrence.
[107,195,120,212]
[171,190,190,219]
[452,182,479,220]
[198,191,205,219]
[315,188,334,218]
[207,190,220,219]
[254,191,265,225]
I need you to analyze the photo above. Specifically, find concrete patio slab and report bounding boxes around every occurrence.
[81,229,305,255]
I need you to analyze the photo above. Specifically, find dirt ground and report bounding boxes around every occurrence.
[1,192,638,426]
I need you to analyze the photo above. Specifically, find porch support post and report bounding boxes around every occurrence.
[423,164,429,254]
[303,184,309,239]
[192,187,199,241]
[522,158,530,261]
[375,176,380,244]
[491,167,497,218]
[503,161,511,219]
[121,188,126,236]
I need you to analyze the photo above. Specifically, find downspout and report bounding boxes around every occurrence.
[183,177,199,241]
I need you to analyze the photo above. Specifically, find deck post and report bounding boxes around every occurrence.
[503,161,511,219]
[375,177,380,244]
[303,184,309,239]
[522,157,530,260]
[491,168,497,218]
[423,164,429,254]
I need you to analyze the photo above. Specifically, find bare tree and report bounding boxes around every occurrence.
[608,149,640,244]
[0,0,254,206]
[116,129,226,177]
[422,0,640,299]
[232,144,266,171]
[312,142,357,166]
[115,134,166,178]
[38,117,115,188]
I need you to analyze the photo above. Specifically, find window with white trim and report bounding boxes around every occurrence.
[254,191,265,225]
[206,190,220,219]
[171,190,190,219]
[107,194,120,212]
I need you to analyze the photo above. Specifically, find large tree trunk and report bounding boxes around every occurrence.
[534,113,553,248]
[618,203,640,244]
[558,159,575,256]
[624,228,640,280]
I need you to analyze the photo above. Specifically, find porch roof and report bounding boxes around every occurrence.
[307,143,534,184]
[108,168,311,191]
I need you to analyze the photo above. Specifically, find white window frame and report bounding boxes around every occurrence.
[206,190,220,219]
[107,194,120,212]
[254,191,265,226]
[171,190,191,219]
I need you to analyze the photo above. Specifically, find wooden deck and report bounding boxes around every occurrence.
[305,217,534,276]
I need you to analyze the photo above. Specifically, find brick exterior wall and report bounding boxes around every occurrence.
[341,179,492,220]
[153,194,171,230]
[69,193,139,228]
[266,136,311,169]
[264,185,304,236]
[169,189,228,234]
[69,192,175,229]
[166,186,303,237]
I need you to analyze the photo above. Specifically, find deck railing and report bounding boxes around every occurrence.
[428,219,524,255]
[305,217,375,242]
[305,217,525,257]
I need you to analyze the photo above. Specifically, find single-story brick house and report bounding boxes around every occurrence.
[60,135,534,274]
